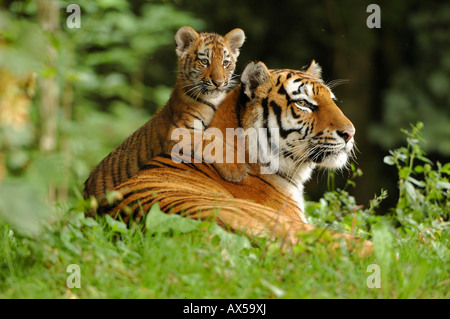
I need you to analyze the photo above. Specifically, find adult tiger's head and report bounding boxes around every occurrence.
[239,61,355,182]
[175,26,245,102]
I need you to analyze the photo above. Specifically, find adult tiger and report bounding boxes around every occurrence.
[97,61,371,253]
[83,26,246,201]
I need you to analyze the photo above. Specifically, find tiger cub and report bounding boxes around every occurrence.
[84,26,245,201]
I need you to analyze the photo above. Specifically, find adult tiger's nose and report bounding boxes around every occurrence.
[337,128,355,143]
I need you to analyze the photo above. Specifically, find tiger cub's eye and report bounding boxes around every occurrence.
[199,58,209,66]
[223,60,231,67]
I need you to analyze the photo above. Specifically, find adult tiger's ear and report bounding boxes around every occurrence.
[224,28,245,57]
[241,61,270,98]
[305,60,322,79]
[175,26,199,57]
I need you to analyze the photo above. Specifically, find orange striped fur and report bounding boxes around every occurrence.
[84,26,245,200]
[97,61,372,254]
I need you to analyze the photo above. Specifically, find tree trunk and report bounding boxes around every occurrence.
[37,0,60,203]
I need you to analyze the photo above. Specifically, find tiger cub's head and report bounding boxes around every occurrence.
[175,26,245,102]
[240,61,355,182]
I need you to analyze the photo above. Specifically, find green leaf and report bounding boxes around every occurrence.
[0,179,51,237]
[208,223,251,253]
[145,203,201,235]
[441,163,450,175]
[60,226,81,256]
[399,167,410,180]
[435,181,450,190]
[383,156,395,166]
[105,215,128,234]
[372,223,394,282]
[407,176,426,188]
[417,155,433,165]
[414,165,424,174]
[260,278,286,298]
[404,181,417,202]
[397,154,408,163]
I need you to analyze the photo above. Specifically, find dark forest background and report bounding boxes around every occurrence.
[0,0,448,231]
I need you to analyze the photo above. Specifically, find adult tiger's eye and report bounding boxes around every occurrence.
[295,100,312,113]
[296,100,305,107]
[200,58,209,66]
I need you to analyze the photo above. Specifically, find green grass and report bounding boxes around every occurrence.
[0,204,448,299]
[1,122,449,298]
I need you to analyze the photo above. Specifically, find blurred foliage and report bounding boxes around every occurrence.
[369,4,450,155]
[0,0,202,233]
[0,0,449,235]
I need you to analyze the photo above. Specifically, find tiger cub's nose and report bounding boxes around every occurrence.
[211,79,224,88]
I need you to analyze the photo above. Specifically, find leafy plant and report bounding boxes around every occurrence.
[307,122,449,247]
[306,163,387,239]
[383,122,449,238]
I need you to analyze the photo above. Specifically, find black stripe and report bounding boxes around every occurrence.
[170,114,181,129]
[181,119,195,130]
[121,187,152,202]
[158,153,172,159]
[151,159,183,170]
[125,152,132,180]
[185,112,205,129]
[291,82,304,95]
[261,97,269,129]
[197,97,217,111]
[278,173,298,187]
[158,136,164,154]
[186,111,203,122]
[270,100,299,139]
[148,121,157,158]
[277,83,291,101]
[183,162,212,179]
[236,98,242,129]
[140,163,165,171]
[237,88,248,129]
[112,156,120,187]
[99,187,150,216]
[183,55,191,74]
[276,76,281,86]
[159,200,180,214]
[282,150,295,160]
[137,147,145,168]
[302,125,310,139]
[290,105,301,119]
[247,173,278,190]
[204,40,222,47]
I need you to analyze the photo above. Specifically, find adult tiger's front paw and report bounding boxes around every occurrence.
[213,162,249,183]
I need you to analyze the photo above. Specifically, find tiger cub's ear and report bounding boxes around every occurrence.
[305,60,322,79]
[224,28,245,57]
[241,61,270,97]
[175,26,200,57]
